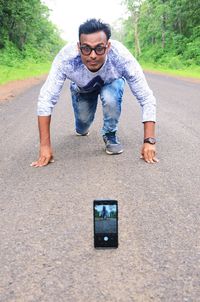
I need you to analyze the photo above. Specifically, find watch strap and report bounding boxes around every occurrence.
[144,137,156,144]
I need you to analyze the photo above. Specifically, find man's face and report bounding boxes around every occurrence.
[78,31,111,72]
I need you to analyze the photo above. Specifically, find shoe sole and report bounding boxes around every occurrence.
[105,148,124,155]
[76,132,89,136]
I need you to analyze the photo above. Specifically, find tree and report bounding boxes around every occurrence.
[117,0,200,67]
[0,0,64,60]
[123,0,143,57]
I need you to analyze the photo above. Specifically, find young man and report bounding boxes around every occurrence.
[31,18,158,167]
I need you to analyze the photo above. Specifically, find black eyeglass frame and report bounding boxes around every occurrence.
[80,44,108,56]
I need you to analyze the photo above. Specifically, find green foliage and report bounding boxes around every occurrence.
[0,62,51,84]
[0,40,23,66]
[0,0,65,74]
[119,0,200,69]
[123,18,135,54]
[184,39,200,65]
[141,61,200,79]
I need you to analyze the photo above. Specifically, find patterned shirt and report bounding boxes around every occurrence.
[37,39,156,122]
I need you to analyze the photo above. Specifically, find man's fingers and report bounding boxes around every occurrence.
[40,156,54,166]
[31,156,46,167]
[30,160,43,167]
[38,159,49,167]
[140,150,158,164]
[142,150,152,163]
[153,157,159,163]
[148,151,155,163]
[30,156,54,167]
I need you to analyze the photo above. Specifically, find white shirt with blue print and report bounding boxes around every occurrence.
[37,39,156,122]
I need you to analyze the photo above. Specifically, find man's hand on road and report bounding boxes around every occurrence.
[140,143,159,164]
[30,146,54,167]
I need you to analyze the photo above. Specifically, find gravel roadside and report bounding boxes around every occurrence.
[0,74,47,102]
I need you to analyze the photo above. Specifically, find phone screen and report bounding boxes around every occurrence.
[93,200,118,248]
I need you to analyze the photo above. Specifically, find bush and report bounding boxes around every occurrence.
[0,40,24,66]
[0,39,64,68]
[166,56,185,69]
[140,46,166,63]
[183,39,200,64]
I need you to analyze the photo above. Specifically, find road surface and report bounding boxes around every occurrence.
[95,218,116,233]
[0,73,200,301]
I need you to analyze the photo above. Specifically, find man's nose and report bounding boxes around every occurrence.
[90,49,97,59]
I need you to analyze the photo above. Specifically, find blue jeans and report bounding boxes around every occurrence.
[70,78,125,135]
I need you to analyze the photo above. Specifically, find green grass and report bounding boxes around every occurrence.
[0,61,51,85]
[1,59,200,86]
[141,62,200,79]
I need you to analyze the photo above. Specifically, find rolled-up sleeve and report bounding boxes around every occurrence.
[37,51,66,116]
[123,56,156,122]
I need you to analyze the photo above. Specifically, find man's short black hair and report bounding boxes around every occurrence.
[79,18,111,40]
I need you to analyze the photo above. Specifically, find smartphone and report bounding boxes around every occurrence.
[93,199,118,248]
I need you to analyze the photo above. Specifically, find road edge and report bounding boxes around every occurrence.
[0,69,200,103]
[144,69,200,84]
[0,74,47,102]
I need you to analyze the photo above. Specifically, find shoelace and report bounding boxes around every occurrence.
[105,132,118,144]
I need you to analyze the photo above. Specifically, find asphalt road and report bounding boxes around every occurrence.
[95,218,116,233]
[0,73,200,302]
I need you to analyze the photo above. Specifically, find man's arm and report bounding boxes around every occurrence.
[141,121,158,163]
[120,44,158,163]
[31,116,54,167]
[31,45,69,167]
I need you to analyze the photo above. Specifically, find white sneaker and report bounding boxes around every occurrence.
[76,131,90,136]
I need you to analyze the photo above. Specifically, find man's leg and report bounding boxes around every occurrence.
[100,78,125,154]
[70,83,98,135]
[100,78,125,135]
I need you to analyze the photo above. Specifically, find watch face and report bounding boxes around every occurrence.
[144,138,156,144]
[149,138,156,144]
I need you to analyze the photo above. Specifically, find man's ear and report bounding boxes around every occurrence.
[107,40,111,52]
[77,42,81,53]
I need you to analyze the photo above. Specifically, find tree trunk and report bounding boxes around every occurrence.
[134,18,141,56]
[132,12,141,57]
[161,0,167,49]
[162,31,165,49]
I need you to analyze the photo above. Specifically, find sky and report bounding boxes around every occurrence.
[42,0,127,42]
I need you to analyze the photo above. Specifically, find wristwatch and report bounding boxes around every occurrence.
[144,137,156,144]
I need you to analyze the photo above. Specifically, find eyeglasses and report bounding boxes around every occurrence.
[80,44,108,56]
